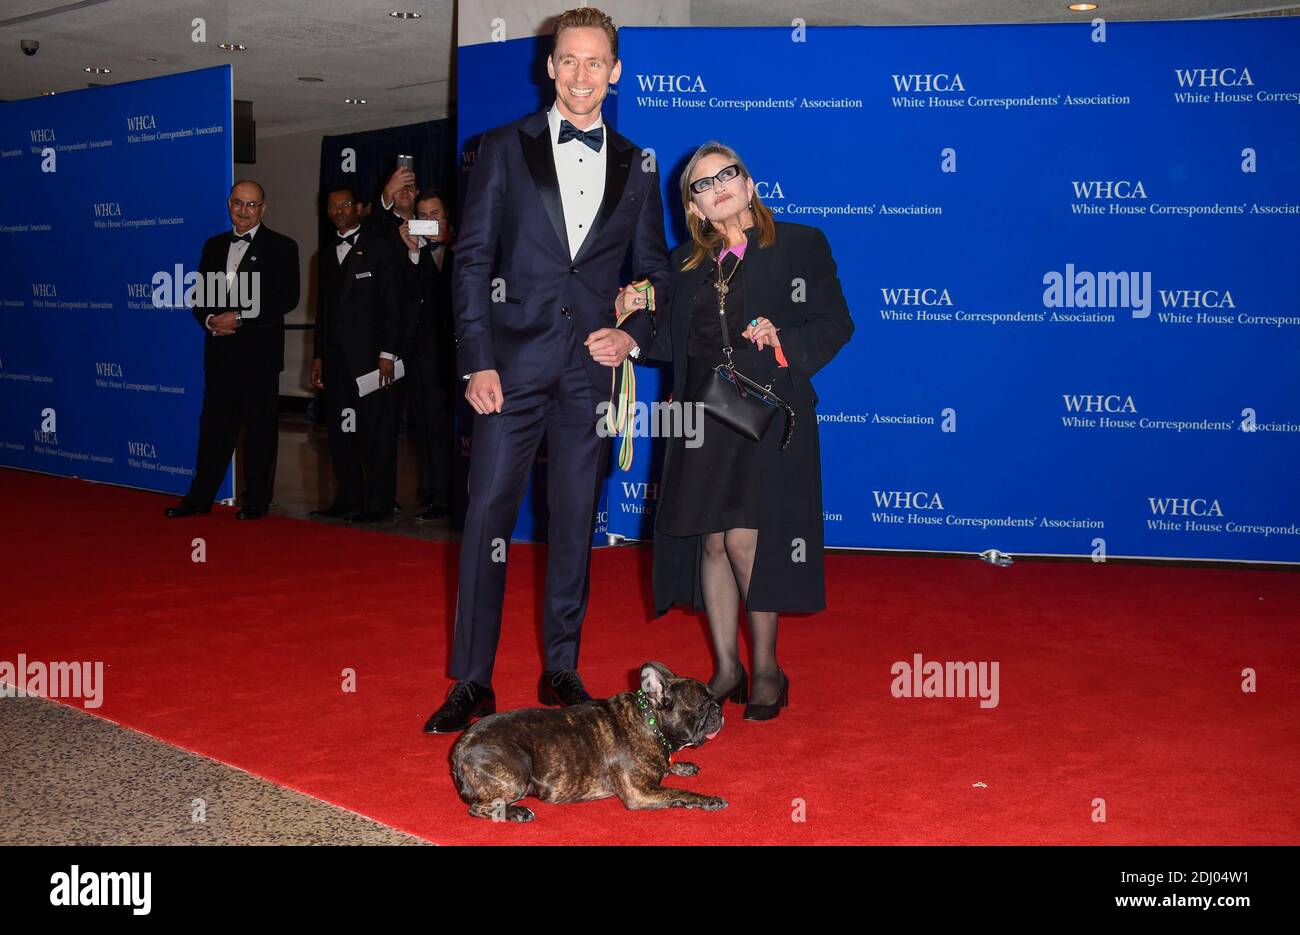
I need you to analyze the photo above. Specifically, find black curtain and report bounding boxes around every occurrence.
[318,118,455,252]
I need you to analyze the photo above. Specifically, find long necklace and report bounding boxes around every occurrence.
[714,251,742,362]
[713,251,742,298]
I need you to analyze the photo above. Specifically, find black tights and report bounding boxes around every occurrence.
[700,528,783,705]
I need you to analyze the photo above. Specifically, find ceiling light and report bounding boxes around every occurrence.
[1068,3,1099,10]
[344,98,368,104]
[83,66,111,74]
[42,90,55,95]
[389,11,422,18]
[219,43,247,51]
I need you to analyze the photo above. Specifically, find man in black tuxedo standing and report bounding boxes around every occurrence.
[396,189,456,520]
[422,6,671,733]
[310,187,405,524]
[166,180,300,520]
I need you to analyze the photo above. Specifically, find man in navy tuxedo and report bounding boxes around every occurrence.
[424,6,670,732]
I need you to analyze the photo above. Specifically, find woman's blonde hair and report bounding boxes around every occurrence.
[678,141,775,271]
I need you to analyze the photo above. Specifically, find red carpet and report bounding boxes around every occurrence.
[2,469,1298,844]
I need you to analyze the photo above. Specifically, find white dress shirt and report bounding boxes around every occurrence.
[548,104,606,259]
[335,224,361,264]
[206,224,259,331]
[226,223,258,275]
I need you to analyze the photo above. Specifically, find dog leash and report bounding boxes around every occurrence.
[606,280,654,471]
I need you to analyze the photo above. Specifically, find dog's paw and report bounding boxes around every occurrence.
[673,795,727,810]
[669,761,700,776]
[468,802,536,822]
[504,805,535,822]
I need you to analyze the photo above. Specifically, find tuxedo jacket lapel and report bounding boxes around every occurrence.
[236,229,261,275]
[518,115,570,258]
[573,131,632,263]
[321,241,342,281]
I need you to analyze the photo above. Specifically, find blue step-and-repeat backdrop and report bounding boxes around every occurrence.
[0,66,235,500]
[462,18,1300,562]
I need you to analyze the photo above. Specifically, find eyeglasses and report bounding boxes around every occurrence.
[230,198,263,209]
[689,163,741,195]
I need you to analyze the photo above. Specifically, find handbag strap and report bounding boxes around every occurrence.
[713,253,743,370]
[712,251,795,451]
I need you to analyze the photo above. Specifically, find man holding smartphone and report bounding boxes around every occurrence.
[397,190,456,520]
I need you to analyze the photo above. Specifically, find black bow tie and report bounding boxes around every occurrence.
[558,120,604,152]
[230,232,253,243]
[337,232,358,245]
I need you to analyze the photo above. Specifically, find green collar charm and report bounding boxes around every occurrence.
[635,689,675,755]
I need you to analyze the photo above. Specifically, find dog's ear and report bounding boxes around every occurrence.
[639,662,676,708]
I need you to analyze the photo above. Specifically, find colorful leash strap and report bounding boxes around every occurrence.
[607,280,654,471]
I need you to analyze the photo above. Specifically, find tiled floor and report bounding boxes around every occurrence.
[4,413,447,846]
[0,694,427,845]
[270,410,459,542]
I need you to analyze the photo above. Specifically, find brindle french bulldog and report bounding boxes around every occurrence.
[449,661,726,822]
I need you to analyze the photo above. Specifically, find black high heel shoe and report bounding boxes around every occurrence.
[709,667,749,705]
[743,668,789,721]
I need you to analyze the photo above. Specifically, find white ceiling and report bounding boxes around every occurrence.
[0,0,1293,138]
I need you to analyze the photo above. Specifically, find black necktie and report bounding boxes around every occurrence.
[337,232,358,246]
[558,119,604,152]
[230,232,252,243]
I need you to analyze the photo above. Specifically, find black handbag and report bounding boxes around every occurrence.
[697,256,795,449]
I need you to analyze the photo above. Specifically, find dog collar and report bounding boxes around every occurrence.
[635,689,676,755]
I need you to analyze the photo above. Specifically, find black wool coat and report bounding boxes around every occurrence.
[647,221,854,616]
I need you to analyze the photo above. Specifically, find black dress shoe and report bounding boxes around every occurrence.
[415,504,450,521]
[743,668,789,721]
[310,503,357,519]
[235,506,268,520]
[423,681,495,734]
[538,669,593,706]
[710,667,750,705]
[347,509,391,524]
[165,502,210,518]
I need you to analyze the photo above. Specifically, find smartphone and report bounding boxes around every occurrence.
[408,219,440,237]
[396,154,415,171]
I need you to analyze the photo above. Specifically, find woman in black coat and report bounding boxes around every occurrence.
[646,141,853,720]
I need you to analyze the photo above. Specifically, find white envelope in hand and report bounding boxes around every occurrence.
[356,359,405,397]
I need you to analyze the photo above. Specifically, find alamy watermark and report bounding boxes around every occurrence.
[151,265,260,316]
[0,654,104,708]
[890,652,1000,709]
[596,400,705,448]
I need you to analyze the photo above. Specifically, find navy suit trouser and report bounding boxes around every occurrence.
[450,331,610,687]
